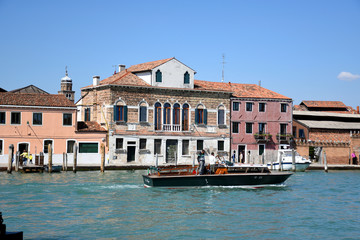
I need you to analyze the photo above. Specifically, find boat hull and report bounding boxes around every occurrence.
[143,172,292,187]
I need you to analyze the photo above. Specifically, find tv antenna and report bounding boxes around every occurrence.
[221,54,226,82]
[112,65,117,75]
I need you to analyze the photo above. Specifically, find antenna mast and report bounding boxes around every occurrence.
[222,54,226,82]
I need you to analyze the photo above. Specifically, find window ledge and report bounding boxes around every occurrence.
[139,149,150,154]
[115,149,126,154]
[196,124,207,128]
[218,124,227,129]
[139,122,150,126]
[116,121,127,125]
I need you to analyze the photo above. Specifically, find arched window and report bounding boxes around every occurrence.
[173,103,180,131]
[182,103,189,131]
[154,102,162,130]
[218,105,225,125]
[156,69,162,83]
[184,71,190,84]
[163,103,171,126]
[139,102,147,122]
[114,101,127,122]
[195,104,207,125]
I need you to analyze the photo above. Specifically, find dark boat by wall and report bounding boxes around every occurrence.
[143,164,292,188]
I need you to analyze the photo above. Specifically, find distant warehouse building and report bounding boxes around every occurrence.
[293,101,360,164]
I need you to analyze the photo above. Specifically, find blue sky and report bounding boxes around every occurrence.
[1,0,359,107]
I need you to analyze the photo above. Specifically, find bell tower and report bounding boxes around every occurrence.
[58,66,75,102]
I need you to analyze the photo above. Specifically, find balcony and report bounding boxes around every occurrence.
[161,124,182,132]
[276,133,293,143]
[254,132,272,143]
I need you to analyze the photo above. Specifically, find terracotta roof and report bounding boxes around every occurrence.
[300,101,347,109]
[10,85,49,94]
[99,70,150,87]
[77,121,107,132]
[194,80,291,100]
[127,58,174,72]
[0,92,75,107]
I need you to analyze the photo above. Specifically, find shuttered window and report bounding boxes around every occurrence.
[79,143,98,153]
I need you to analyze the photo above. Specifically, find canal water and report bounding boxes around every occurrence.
[1,170,359,240]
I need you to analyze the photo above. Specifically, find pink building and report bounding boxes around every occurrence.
[0,92,107,166]
[230,84,292,163]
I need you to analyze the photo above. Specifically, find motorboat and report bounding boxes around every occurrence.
[267,150,311,172]
[143,163,292,188]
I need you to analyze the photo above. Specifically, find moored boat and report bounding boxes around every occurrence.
[267,150,311,172]
[143,163,292,188]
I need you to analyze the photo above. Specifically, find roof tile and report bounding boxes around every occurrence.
[0,92,75,107]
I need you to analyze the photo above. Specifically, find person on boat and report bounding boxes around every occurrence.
[198,150,206,175]
[209,152,217,173]
[20,149,28,166]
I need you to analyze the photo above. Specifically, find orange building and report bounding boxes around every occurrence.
[0,92,107,166]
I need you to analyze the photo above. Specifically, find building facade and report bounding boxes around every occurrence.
[0,92,107,166]
[230,85,293,164]
[78,58,231,165]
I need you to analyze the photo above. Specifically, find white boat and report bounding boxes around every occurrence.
[267,150,311,172]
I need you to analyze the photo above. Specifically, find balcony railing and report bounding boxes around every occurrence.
[162,124,181,132]
[276,133,293,143]
[254,132,272,143]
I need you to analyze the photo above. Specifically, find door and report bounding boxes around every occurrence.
[238,145,246,163]
[127,146,136,162]
[166,140,178,163]
[18,143,29,153]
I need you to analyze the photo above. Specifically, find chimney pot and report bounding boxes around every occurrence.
[118,65,126,72]
[93,76,100,86]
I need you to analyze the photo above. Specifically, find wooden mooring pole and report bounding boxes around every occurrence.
[324,151,328,173]
[7,144,14,174]
[73,143,77,173]
[48,144,52,173]
[15,151,20,172]
[62,152,65,171]
[291,149,296,172]
[100,144,105,173]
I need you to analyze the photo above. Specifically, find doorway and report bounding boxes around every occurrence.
[166,140,178,163]
[127,146,136,162]
[18,143,29,154]
[238,145,246,163]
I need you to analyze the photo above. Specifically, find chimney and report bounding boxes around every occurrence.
[93,76,100,86]
[357,106,359,114]
[118,65,126,72]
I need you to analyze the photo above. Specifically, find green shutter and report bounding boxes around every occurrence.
[195,109,198,124]
[204,109,207,125]
[124,106,128,122]
[113,105,117,121]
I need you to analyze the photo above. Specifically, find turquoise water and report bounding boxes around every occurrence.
[1,170,359,240]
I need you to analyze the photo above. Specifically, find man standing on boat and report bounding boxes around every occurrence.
[198,150,206,175]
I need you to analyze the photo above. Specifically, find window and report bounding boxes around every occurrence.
[84,108,91,121]
[140,139,147,150]
[0,140,3,155]
[156,69,162,82]
[258,123,266,134]
[163,103,171,125]
[195,105,207,125]
[173,103,180,126]
[79,143,98,153]
[67,140,75,153]
[218,140,224,151]
[154,139,162,154]
[11,112,21,124]
[281,103,287,112]
[218,105,225,125]
[33,113,42,125]
[280,124,287,135]
[299,129,305,138]
[182,103,189,131]
[292,126,297,138]
[114,104,127,122]
[43,140,53,154]
[197,140,204,151]
[182,140,189,155]
[184,71,190,84]
[116,138,123,149]
[246,102,253,112]
[233,102,239,111]
[246,123,253,134]
[0,112,5,124]
[155,102,162,130]
[232,122,239,133]
[63,113,72,126]
[139,102,147,122]
[259,103,266,112]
